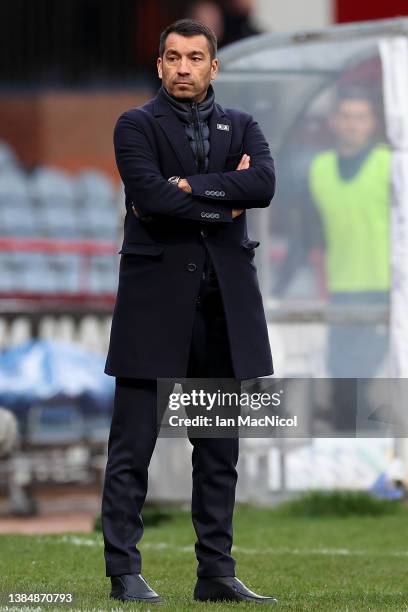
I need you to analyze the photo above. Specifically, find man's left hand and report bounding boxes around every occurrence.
[177,178,192,193]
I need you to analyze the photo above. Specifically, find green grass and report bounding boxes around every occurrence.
[1,502,408,611]
[272,490,404,517]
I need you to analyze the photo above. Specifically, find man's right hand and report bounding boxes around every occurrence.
[232,154,250,218]
[236,154,250,171]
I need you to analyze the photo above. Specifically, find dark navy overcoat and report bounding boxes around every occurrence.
[104,88,276,380]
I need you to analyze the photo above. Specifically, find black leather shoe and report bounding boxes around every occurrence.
[194,576,278,604]
[110,573,164,603]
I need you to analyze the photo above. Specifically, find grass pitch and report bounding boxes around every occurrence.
[1,501,408,611]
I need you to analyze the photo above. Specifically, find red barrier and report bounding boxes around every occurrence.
[0,237,117,255]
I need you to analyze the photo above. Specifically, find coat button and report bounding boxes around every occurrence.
[187,262,197,272]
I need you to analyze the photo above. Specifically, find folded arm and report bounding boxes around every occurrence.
[186,116,276,209]
[114,111,232,223]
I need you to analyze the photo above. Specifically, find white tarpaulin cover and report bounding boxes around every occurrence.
[380,36,408,377]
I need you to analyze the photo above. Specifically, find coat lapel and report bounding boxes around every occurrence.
[153,95,197,177]
[152,92,232,176]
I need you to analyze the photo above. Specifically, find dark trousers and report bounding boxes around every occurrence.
[101,250,240,578]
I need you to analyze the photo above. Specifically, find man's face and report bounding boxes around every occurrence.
[157,33,218,103]
[330,99,377,152]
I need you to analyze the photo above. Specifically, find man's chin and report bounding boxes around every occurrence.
[170,84,197,100]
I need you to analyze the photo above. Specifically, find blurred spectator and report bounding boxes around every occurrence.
[275,86,390,305]
[221,0,263,47]
[0,406,37,516]
[187,0,262,48]
[309,86,390,302]
[274,86,391,430]
[0,407,18,458]
[313,87,390,430]
[187,1,225,41]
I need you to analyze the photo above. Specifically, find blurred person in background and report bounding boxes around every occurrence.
[101,18,277,605]
[0,407,37,516]
[0,407,18,461]
[273,86,390,429]
[187,1,225,42]
[275,86,390,429]
[187,0,262,48]
[309,86,390,305]
[309,86,390,429]
[221,0,263,47]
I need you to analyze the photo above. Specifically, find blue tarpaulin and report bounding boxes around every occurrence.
[0,339,114,409]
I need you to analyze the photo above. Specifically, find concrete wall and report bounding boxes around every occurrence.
[253,0,332,34]
[0,89,152,181]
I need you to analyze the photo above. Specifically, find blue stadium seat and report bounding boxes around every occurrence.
[36,199,78,238]
[89,255,118,293]
[0,172,40,237]
[1,203,39,237]
[0,253,15,291]
[0,141,19,174]
[80,206,119,240]
[0,165,120,294]
[1,252,80,294]
[30,167,79,239]
[76,169,116,204]
[45,253,81,293]
[76,170,119,239]
[6,252,54,293]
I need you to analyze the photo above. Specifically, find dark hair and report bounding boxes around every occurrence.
[159,18,217,60]
[335,85,375,108]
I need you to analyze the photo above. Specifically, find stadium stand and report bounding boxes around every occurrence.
[0,171,37,238]
[76,170,119,241]
[0,141,19,173]
[0,141,120,298]
[31,167,78,239]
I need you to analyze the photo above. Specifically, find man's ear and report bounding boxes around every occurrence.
[157,57,162,79]
[210,58,219,81]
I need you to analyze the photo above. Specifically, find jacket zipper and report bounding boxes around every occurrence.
[191,101,209,283]
[191,101,206,174]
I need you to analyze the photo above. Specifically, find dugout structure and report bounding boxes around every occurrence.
[216,19,408,480]
[216,17,408,380]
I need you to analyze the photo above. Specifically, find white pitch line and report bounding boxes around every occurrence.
[48,536,408,558]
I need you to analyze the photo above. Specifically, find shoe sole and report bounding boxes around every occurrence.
[194,584,278,604]
[194,594,277,604]
[110,593,164,604]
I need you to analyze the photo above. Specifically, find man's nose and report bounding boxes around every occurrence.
[178,58,190,74]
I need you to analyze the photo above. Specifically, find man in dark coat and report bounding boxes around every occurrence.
[101,18,277,605]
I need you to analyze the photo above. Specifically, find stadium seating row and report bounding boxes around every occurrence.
[0,141,121,294]
[0,167,121,240]
[0,252,119,293]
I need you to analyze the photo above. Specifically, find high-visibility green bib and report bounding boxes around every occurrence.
[309,144,391,292]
